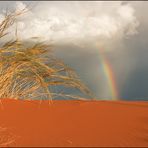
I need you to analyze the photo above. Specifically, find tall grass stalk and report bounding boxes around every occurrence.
[0,8,94,101]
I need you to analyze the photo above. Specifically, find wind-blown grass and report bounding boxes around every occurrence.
[0,8,94,101]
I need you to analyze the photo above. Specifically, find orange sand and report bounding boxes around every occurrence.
[0,99,148,147]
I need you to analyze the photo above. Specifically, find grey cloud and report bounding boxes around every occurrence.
[0,1,148,100]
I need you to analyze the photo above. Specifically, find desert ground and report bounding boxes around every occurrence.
[0,99,148,147]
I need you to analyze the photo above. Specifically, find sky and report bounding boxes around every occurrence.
[0,1,148,100]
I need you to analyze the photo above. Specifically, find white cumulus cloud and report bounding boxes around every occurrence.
[0,1,139,45]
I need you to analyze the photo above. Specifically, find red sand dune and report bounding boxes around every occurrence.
[0,99,148,147]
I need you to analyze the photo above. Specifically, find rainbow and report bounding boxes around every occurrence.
[99,49,119,100]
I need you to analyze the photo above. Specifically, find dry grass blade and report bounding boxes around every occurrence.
[0,8,95,101]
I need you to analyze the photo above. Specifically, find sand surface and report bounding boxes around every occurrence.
[0,99,148,147]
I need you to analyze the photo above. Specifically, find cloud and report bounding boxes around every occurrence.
[0,1,145,100]
[0,1,139,45]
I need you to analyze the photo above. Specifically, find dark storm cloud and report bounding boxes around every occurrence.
[53,1,148,100]
[53,44,112,99]
[119,2,148,100]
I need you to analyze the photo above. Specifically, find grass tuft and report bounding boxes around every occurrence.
[0,8,95,101]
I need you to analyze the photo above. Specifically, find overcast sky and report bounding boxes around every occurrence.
[0,1,148,100]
